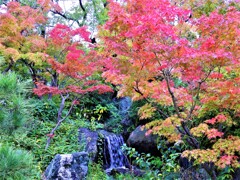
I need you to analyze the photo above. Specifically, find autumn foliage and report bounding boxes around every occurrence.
[0,1,112,150]
[0,2,46,65]
[0,0,239,176]
[99,0,240,170]
[0,1,112,96]
[33,23,112,96]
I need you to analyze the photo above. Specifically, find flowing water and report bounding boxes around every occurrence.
[102,97,132,172]
[103,133,130,170]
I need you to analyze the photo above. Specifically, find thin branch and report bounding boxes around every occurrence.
[163,69,181,118]
[50,10,81,27]
[133,80,168,119]
[56,94,69,122]
[45,94,77,150]
[162,69,200,148]
[187,82,202,120]
[79,0,87,20]
[79,0,86,12]
[187,69,213,120]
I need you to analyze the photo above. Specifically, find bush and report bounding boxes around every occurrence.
[122,141,183,179]
[33,98,59,122]
[0,73,34,134]
[0,144,39,180]
[86,162,107,180]
[0,117,87,173]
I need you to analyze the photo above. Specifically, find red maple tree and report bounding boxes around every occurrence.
[33,23,112,149]
[0,1,112,149]
[99,0,240,176]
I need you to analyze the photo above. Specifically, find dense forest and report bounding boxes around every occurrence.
[0,0,239,179]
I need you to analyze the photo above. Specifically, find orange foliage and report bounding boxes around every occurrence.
[99,0,240,169]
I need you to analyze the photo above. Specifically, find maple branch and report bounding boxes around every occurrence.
[133,80,168,119]
[176,125,185,135]
[187,69,213,120]
[50,0,87,27]
[50,10,81,27]
[163,69,181,118]
[187,82,202,120]
[179,69,213,148]
[57,94,69,122]
[202,163,217,180]
[79,0,86,12]
[21,59,46,87]
[79,0,87,20]
[45,94,77,150]
[161,70,200,148]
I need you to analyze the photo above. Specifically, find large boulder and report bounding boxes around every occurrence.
[43,152,89,180]
[180,167,211,180]
[127,126,160,156]
[78,128,99,161]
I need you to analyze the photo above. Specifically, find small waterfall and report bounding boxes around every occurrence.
[99,97,132,173]
[101,133,130,171]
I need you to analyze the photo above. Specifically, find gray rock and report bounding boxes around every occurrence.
[181,167,211,180]
[43,152,89,180]
[127,126,160,156]
[78,128,99,161]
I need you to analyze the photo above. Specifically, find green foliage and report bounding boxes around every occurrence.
[0,72,28,96]
[86,162,107,180]
[200,0,219,16]
[122,140,183,179]
[113,173,145,180]
[217,166,235,180]
[89,119,105,131]
[122,145,162,179]
[33,99,59,122]
[0,119,84,172]
[0,73,34,134]
[71,93,125,133]
[104,102,124,134]
[0,55,5,70]
[157,141,182,178]
[72,93,110,121]
[232,118,240,136]
[128,100,148,125]
[92,0,109,25]
[82,104,108,122]
[0,144,39,180]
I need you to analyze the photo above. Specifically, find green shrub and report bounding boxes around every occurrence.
[122,141,183,179]
[0,118,87,172]
[0,144,39,180]
[86,162,107,180]
[104,102,123,133]
[0,73,34,134]
[33,98,59,122]
[23,120,84,171]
